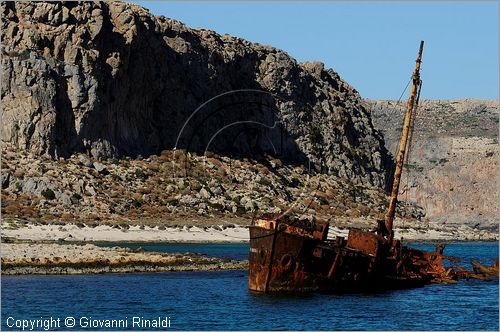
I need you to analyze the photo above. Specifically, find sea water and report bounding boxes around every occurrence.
[1,242,498,330]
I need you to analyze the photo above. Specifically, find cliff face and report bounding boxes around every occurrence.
[1,1,391,188]
[369,99,499,230]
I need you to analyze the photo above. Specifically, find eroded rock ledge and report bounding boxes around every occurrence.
[1,242,248,275]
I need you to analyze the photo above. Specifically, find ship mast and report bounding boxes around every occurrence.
[384,41,424,241]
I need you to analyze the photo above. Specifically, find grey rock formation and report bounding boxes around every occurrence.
[369,99,499,229]
[92,161,108,174]
[1,1,392,188]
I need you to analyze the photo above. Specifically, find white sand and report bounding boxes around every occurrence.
[1,221,497,243]
[1,223,249,242]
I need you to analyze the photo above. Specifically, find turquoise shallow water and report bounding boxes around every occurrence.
[1,242,498,330]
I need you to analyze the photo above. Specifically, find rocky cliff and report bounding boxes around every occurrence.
[1,1,391,188]
[369,99,499,230]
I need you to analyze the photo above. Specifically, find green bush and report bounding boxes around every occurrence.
[290,177,301,188]
[235,205,246,216]
[167,198,179,206]
[258,177,272,186]
[41,188,56,200]
[134,168,148,180]
[207,202,224,211]
[318,196,329,205]
[111,173,122,181]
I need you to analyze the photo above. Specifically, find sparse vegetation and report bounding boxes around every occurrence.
[0,140,432,228]
[134,168,148,180]
[404,163,424,172]
[41,188,55,200]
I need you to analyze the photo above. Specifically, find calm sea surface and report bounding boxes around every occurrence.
[2,242,498,330]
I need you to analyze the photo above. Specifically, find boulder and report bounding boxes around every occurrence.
[92,162,108,174]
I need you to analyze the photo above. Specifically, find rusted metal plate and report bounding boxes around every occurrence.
[346,229,383,257]
[253,217,328,241]
[253,218,276,231]
[248,225,274,293]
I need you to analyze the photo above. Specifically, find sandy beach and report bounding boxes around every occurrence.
[2,219,498,243]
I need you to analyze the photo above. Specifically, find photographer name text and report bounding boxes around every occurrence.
[6,316,171,330]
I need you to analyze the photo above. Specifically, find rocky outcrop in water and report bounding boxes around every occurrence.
[1,1,391,188]
[1,242,248,275]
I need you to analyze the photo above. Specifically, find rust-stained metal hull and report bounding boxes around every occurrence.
[249,42,498,294]
[248,215,495,293]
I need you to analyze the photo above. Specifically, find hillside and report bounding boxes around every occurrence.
[1,1,391,189]
[368,99,498,231]
[1,2,497,239]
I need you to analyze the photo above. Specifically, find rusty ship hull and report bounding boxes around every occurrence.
[248,216,447,293]
[248,41,497,294]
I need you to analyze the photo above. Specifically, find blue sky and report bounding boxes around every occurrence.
[135,1,498,100]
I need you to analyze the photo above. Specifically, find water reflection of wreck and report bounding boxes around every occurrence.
[248,41,498,293]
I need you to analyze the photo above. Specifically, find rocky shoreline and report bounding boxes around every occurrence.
[2,218,497,276]
[1,242,248,275]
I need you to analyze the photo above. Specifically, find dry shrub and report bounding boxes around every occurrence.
[3,203,21,215]
[271,158,283,167]
[204,151,215,158]
[358,205,371,216]
[127,209,138,218]
[308,200,321,210]
[20,206,39,217]
[160,150,173,160]
[207,157,222,167]
[137,187,151,194]
[41,213,54,221]
[86,213,101,221]
[158,206,171,213]
[110,183,124,192]
[145,163,159,172]
[216,168,227,177]
[257,165,269,175]
[330,207,345,217]
[347,201,358,209]
[13,169,25,178]
[189,167,205,178]
[189,181,202,191]
[60,213,74,222]
[349,209,361,218]
[151,187,164,196]
[173,150,187,162]
[325,188,339,198]
[16,193,34,206]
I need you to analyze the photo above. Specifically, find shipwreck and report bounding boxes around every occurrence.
[248,41,498,293]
